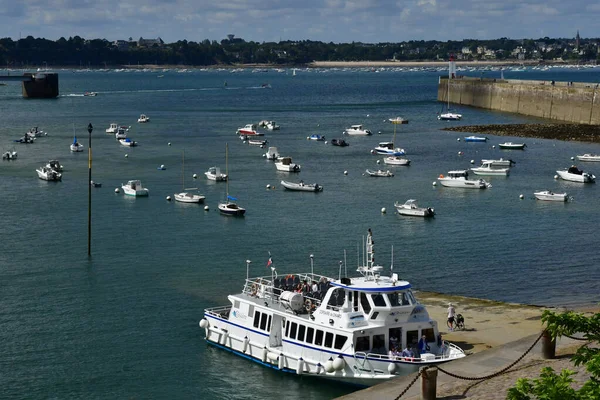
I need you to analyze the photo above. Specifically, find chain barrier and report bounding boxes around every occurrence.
[437,330,545,381]
[564,334,589,341]
[393,367,427,400]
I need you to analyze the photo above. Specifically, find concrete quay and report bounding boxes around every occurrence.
[337,334,588,400]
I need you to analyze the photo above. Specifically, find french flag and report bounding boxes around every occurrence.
[266,257,273,268]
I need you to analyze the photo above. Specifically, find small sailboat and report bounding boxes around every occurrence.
[218,143,245,216]
[438,56,462,121]
[70,136,84,152]
[174,150,205,204]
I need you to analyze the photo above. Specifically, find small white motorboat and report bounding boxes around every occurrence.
[258,120,281,130]
[247,139,268,146]
[280,180,323,192]
[464,136,487,142]
[576,154,600,162]
[438,112,462,121]
[205,166,228,181]
[534,190,569,202]
[470,162,510,176]
[480,158,515,168]
[394,199,435,217]
[373,142,405,156]
[264,147,281,160]
[383,156,411,166]
[83,91,97,97]
[438,170,491,189]
[70,137,84,152]
[119,138,137,147]
[36,166,62,181]
[46,160,63,172]
[236,123,264,136]
[365,169,394,177]
[106,123,119,134]
[499,142,526,150]
[2,149,17,160]
[344,124,372,136]
[308,134,325,141]
[389,117,409,124]
[115,128,128,140]
[121,180,149,196]
[556,166,596,183]
[138,114,150,123]
[275,157,301,172]
[27,126,47,137]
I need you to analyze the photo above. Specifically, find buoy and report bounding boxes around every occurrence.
[160,164,165,170]
[266,184,271,189]
[492,145,495,149]
[333,356,345,371]
[376,160,381,164]
[378,131,381,134]
[166,196,171,201]
[125,154,128,158]
[199,319,208,329]
[193,173,197,179]
[432,182,437,186]
[388,362,397,374]
[324,141,328,144]
[344,171,348,175]
[554,175,559,180]
[296,357,304,375]
[262,348,268,363]
[366,114,370,117]
[324,358,335,373]
[370,150,376,154]
[306,136,310,140]
[115,188,120,193]
[267,352,279,362]
[458,151,463,156]
[278,353,284,369]
[571,156,575,160]
[168,142,171,146]
[381,207,386,214]
[242,337,249,353]
[457,138,461,141]
[519,194,524,199]
[204,205,209,211]
[470,159,475,164]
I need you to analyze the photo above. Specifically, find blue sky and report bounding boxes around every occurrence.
[0,0,596,43]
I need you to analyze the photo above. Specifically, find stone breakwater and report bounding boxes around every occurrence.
[442,124,600,143]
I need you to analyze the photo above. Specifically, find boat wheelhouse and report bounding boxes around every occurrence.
[200,230,465,386]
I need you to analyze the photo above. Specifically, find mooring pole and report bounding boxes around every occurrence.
[87,123,93,257]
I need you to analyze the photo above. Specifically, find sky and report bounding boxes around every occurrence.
[0,0,597,44]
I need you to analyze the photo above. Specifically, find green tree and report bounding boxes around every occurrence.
[507,310,600,400]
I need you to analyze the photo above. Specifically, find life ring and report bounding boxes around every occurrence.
[439,174,444,179]
[304,298,312,312]
[251,283,258,296]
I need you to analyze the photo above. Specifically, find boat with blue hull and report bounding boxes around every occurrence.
[199,230,465,386]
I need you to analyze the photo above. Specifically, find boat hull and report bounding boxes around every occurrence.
[438,179,488,189]
[174,192,205,203]
[534,191,568,201]
[556,170,595,183]
[499,143,526,150]
[281,180,322,192]
[576,154,600,162]
[470,168,509,176]
[383,157,410,166]
[218,202,246,216]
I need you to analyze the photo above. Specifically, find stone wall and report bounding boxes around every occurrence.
[438,77,600,125]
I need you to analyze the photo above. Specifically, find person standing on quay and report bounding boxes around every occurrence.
[447,303,456,331]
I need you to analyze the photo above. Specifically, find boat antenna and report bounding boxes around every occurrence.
[310,254,314,277]
[390,245,394,274]
[344,249,347,277]
[356,242,360,269]
[338,260,343,281]
[246,259,252,281]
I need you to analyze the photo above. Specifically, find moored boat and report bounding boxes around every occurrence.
[2,149,18,160]
[344,125,372,136]
[555,166,596,183]
[464,136,487,142]
[205,166,228,181]
[264,147,281,160]
[119,138,137,147]
[499,142,526,150]
[70,137,84,152]
[534,190,569,202]
[480,158,515,168]
[275,157,301,172]
[138,114,150,123]
[106,123,119,134]
[389,117,409,124]
[115,127,128,140]
[199,229,466,386]
[280,180,323,192]
[121,180,149,196]
[437,170,491,189]
[218,143,245,216]
[247,139,268,146]
[576,154,600,162]
[373,142,405,156]
[394,199,435,217]
[36,166,62,181]
[438,112,462,121]
[47,160,63,172]
[237,124,264,136]
[331,138,349,147]
[383,156,411,166]
[470,162,510,176]
[308,134,325,141]
[365,169,394,177]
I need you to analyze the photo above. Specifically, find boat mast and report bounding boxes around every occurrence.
[181,150,185,191]
[225,143,229,202]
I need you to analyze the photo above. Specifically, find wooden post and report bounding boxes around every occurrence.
[541,330,556,359]
[420,366,438,400]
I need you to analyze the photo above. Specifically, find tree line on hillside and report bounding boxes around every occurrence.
[0,35,598,67]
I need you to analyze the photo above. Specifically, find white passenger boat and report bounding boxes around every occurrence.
[70,137,84,152]
[106,123,119,134]
[373,142,405,156]
[275,157,301,172]
[205,166,228,181]
[138,114,150,123]
[499,142,526,150]
[470,162,510,176]
[264,147,281,160]
[576,154,600,162]
[121,180,149,196]
[344,125,372,136]
[394,200,435,217]
[281,180,323,192]
[534,190,569,202]
[480,158,515,168]
[36,166,62,181]
[383,156,410,166]
[437,170,491,189]
[555,166,596,183]
[199,229,466,386]
[365,169,394,177]
[119,138,137,147]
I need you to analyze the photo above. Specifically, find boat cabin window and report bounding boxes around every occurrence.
[285,320,290,337]
[388,292,411,306]
[334,335,348,350]
[325,332,334,348]
[356,336,370,352]
[407,291,417,304]
[260,314,268,330]
[290,322,298,339]
[371,293,387,307]
[315,330,324,346]
[373,334,386,354]
[297,324,306,342]
[360,293,371,314]
[253,311,260,328]
[306,327,315,344]
[370,312,379,320]
[234,300,240,309]
[407,330,419,349]
[327,288,345,309]
[422,328,435,343]
[352,291,359,311]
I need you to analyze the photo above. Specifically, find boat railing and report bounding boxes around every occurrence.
[355,341,464,364]
[205,305,232,319]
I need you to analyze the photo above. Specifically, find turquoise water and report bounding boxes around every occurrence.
[1,67,599,399]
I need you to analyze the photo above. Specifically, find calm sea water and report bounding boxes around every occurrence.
[1,66,599,399]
